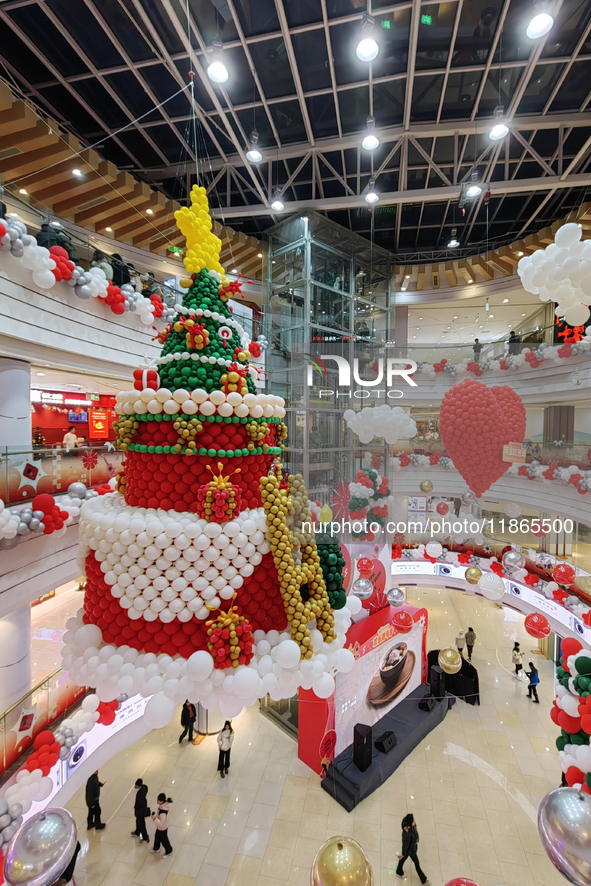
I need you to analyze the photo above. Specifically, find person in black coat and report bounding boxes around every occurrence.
[111,253,131,288]
[131,778,150,842]
[85,771,105,830]
[179,700,196,743]
[396,814,429,884]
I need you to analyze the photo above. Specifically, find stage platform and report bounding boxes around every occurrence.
[321,685,455,811]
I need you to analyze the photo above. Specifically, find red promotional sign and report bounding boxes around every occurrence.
[88,408,109,439]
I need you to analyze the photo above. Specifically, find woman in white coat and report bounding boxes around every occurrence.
[217,720,234,778]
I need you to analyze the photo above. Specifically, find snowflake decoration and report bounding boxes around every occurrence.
[82,450,99,471]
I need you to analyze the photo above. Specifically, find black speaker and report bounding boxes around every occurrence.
[429,664,445,701]
[418,695,436,712]
[353,723,373,772]
[374,730,397,753]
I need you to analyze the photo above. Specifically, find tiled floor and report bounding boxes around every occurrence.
[65,585,563,886]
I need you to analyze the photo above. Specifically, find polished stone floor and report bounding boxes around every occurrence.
[64,585,562,886]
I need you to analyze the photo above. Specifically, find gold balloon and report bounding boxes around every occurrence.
[311,836,373,886]
[438,646,462,675]
[465,566,482,585]
[419,480,433,493]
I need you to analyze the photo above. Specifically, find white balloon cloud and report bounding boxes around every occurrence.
[343,405,417,445]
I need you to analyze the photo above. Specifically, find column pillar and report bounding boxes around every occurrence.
[395,305,408,355]
[0,357,31,449]
[0,605,32,711]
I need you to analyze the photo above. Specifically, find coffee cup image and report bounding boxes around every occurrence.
[379,641,408,687]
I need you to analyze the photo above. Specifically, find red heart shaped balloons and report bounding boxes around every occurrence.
[439,379,526,498]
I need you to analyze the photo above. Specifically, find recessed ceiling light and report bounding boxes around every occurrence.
[19,188,27,195]
[522,313,526,316]
[146,208,153,214]
[419,316,423,320]
[516,251,523,256]
[489,314,494,318]
[468,279,473,283]
[36,372,45,376]
[526,10,554,39]
[453,316,457,320]
[106,227,112,232]
[72,169,83,177]
[8,212,19,217]
[503,298,509,303]
[480,325,483,328]
[257,253,263,258]
[231,269,238,274]
[405,275,410,279]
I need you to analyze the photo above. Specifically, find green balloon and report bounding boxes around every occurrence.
[577,656,591,676]
[556,736,566,751]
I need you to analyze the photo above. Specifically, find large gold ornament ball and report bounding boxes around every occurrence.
[438,646,462,675]
[419,480,433,493]
[465,566,482,585]
[311,836,373,886]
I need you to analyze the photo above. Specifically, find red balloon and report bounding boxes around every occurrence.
[524,612,551,638]
[562,638,583,659]
[445,880,480,886]
[436,502,449,515]
[566,766,586,787]
[101,709,116,726]
[554,563,576,585]
[558,710,581,733]
[581,714,591,734]
[32,493,55,515]
[550,705,561,725]
[392,611,414,633]
[33,729,55,750]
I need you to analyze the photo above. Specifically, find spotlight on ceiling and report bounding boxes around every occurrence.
[526,6,554,38]
[356,14,379,62]
[72,169,83,177]
[447,227,459,248]
[466,172,482,198]
[271,188,284,212]
[489,106,509,141]
[362,115,380,151]
[246,130,262,163]
[364,178,379,204]
[19,188,27,195]
[207,40,229,84]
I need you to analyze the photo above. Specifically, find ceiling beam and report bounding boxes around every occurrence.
[210,173,591,218]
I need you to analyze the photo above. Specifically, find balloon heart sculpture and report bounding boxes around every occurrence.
[439,378,526,498]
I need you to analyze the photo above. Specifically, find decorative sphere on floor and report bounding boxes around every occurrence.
[419,479,433,493]
[438,647,462,674]
[4,807,77,886]
[538,788,591,886]
[352,577,373,600]
[386,586,405,607]
[311,835,373,886]
[464,566,482,585]
[502,549,526,574]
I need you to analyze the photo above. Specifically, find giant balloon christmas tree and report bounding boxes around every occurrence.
[61,186,357,726]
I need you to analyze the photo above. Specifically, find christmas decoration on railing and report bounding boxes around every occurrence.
[551,638,591,797]
[0,214,175,325]
[518,222,591,328]
[0,484,97,541]
[346,468,395,540]
[61,186,358,729]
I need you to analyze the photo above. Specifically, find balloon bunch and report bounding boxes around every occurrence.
[0,795,24,852]
[175,185,224,276]
[343,405,417,445]
[49,245,74,281]
[0,500,29,540]
[439,378,526,497]
[58,481,99,519]
[96,699,119,725]
[31,493,70,537]
[24,731,60,776]
[0,215,29,257]
[347,468,395,539]
[518,222,591,327]
[2,768,53,817]
[551,638,591,789]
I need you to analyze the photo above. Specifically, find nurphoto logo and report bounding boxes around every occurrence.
[302,354,417,400]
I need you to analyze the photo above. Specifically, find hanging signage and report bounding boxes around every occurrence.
[88,408,108,438]
[65,398,92,406]
[31,391,64,403]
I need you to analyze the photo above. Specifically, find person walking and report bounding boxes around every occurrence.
[455,630,466,658]
[512,642,523,676]
[85,771,105,830]
[508,330,520,355]
[178,700,196,744]
[131,778,150,843]
[465,627,476,661]
[150,794,173,856]
[217,720,234,778]
[453,497,461,517]
[526,661,540,702]
[473,339,482,363]
[396,814,429,884]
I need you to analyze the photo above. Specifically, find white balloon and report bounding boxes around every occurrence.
[313,673,335,699]
[144,692,176,728]
[275,640,301,669]
[81,695,100,713]
[346,594,362,615]
[335,648,355,674]
[232,667,260,698]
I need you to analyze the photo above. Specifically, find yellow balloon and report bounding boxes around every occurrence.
[465,566,482,585]
[438,647,462,675]
[320,505,333,523]
[311,837,373,886]
[419,479,433,493]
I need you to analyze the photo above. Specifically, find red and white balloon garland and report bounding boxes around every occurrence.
[0,215,174,325]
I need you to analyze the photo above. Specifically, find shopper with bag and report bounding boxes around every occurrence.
[150,794,173,856]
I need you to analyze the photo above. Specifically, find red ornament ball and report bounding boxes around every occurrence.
[436,502,449,515]
[392,610,413,633]
[553,563,576,585]
[524,612,551,638]
[357,558,373,576]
